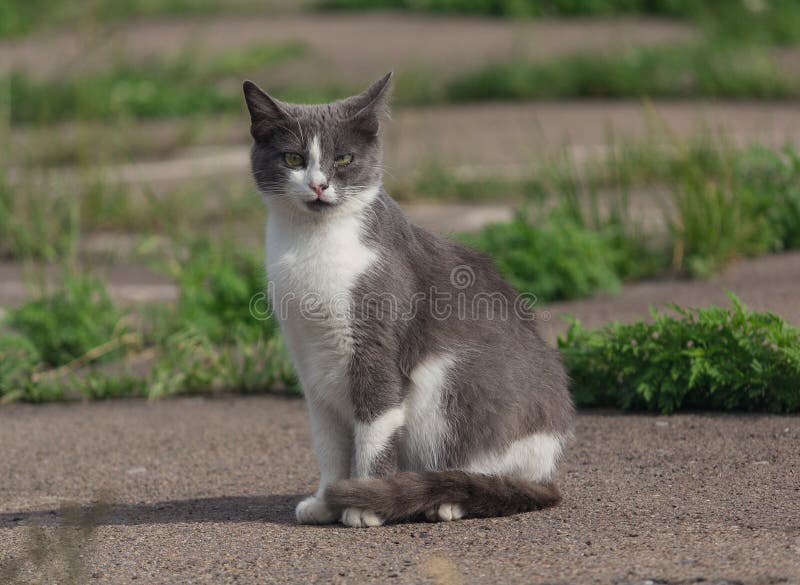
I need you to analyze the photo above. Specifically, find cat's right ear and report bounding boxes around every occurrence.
[243,80,286,139]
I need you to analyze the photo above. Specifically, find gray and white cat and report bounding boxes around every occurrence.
[243,73,574,527]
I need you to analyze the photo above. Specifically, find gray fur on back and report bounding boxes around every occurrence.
[354,193,574,463]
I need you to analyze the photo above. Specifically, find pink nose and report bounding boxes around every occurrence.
[309,182,328,198]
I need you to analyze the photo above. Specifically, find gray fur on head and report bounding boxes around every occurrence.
[243,73,392,214]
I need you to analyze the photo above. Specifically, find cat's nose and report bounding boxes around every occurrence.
[308,182,328,198]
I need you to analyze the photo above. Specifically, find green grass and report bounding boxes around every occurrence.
[451,142,800,302]
[0,243,297,403]
[560,294,800,413]
[666,143,800,276]
[157,237,279,344]
[0,0,271,39]
[4,266,799,415]
[446,44,797,102]
[7,273,128,367]
[0,165,263,262]
[0,332,41,400]
[8,42,304,124]
[460,208,626,302]
[0,170,80,261]
[2,141,800,407]
[8,40,799,128]
[395,164,544,202]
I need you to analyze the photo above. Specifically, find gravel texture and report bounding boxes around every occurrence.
[1,397,798,584]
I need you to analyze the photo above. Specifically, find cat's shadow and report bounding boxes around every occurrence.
[0,494,301,528]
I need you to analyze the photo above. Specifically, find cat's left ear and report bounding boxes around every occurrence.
[343,72,393,136]
[243,80,288,139]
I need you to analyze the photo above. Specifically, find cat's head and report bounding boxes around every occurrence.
[243,73,392,214]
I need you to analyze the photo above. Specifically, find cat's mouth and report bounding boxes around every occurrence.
[305,199,336,212]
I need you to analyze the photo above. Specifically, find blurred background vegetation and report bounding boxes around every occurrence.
[1,0,799,410]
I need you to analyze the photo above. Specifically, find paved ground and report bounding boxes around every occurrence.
[0,397,798,584]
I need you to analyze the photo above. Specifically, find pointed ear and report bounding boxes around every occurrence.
[343,72,393,136]
[243,80,287,139]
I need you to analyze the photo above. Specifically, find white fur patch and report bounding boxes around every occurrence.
[266,183,380,510]
[266,188,379,421]
[466,433,564,482]
[402,353,455,471]
[341,507,384,528]
[286,134,338,204]
[307,405,352,492]
[354,406,405,477]
[425,502,465,522]
[296,495,337,525]
[307,135,326,185]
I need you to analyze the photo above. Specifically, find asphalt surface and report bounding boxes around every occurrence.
[1,396,798,584]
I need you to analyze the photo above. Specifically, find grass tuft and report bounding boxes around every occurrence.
[7,42,304,124]
[446,44,797,103]
[560,293,800,413]
[7,273,128,367]
[460,208,624,302]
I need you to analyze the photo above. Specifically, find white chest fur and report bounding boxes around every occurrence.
[266,205,378,416]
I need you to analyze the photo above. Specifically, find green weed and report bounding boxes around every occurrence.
[8,42,304,124]
[159,237,274,343]
[460,208,623,302]
[446,44,797,103]
[560,293,800,413]
[149,327,296,398]
[455,141,800,285]
[0,236,297,402]
[0,332,41,401]
[0,171,80,261]
[407,164,542,202]
[0,0,270,38]
[7,272,129,367]
[668,144,800,276]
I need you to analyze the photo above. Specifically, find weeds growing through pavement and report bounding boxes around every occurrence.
[560,293,800,414]
[7,43,304,124]
[0,240,297,403]
[459,142,800,295]
[460,208,625,302]
[445,44,797,103]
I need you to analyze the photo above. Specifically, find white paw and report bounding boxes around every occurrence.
[296,495,337,525]
[341,507,384,528]
[425,503,465,522]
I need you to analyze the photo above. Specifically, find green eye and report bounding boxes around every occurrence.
[334,154,353,167]
[283,152,304,168]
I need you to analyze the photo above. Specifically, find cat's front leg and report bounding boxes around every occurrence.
[296,403,352,524]
[339,407,404,528]
[340,363,405,528]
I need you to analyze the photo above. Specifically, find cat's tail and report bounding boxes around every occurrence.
[324,471,560,522]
